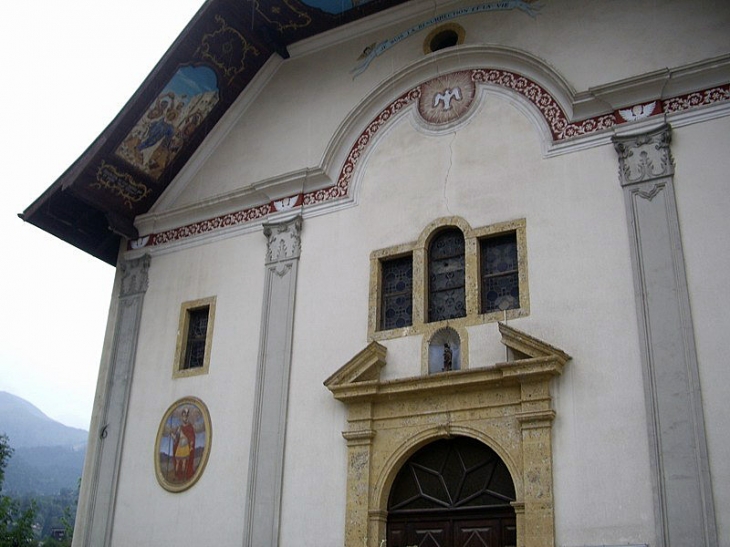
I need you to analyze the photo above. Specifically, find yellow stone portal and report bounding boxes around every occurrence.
[325,323,570,547]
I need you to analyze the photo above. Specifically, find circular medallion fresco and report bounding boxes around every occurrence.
[417,71,476,126]
[154,397,212,492]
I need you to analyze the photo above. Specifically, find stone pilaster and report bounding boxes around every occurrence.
[76,255,150,547]
[614,125,717,547]
[517,381,556,547]
[244,216,302,547]
[342,414,374,547]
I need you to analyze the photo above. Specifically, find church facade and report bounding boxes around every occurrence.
[23,1,730,546]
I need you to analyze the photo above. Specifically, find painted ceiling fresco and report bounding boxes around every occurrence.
[21,0,409,264]
[116,66,220,181]
[302,0,377,14]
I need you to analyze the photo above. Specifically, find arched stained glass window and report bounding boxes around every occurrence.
[428,228,466,322]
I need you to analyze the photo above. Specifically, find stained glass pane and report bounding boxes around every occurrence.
[480,234,519,313]
[185,340,206,369]
[183,307,209,369]
[381,256,413,330]
[429,229,466,322]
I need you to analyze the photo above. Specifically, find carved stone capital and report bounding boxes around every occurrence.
[263,216,302,264]
[119,255,150,298]
[613,124,674,186]
[342,429,376,446]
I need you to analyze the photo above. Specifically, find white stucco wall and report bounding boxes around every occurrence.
[106,1,730,545]
[274,89,655,545]
[111,233,266,547]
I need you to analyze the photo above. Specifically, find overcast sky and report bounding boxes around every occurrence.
[0,1,205,430]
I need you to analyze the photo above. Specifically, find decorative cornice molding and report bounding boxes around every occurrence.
[613,124,674,186]
[263,215,303,264]
[342,430,376,446]
[119,255,150,298]
[498,322,571,364]
[327,324,570,403]
[516,409,556,426]
[126,54,729,255]
[324,341,388,389]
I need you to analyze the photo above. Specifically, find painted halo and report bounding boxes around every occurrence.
[154,396,212,492]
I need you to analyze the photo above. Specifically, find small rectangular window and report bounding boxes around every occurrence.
[174,297,216,378]
[380,255,413,330]
[183,307,209,370]
[480,233,519,313]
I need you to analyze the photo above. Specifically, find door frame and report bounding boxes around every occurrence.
[325,323,570,547]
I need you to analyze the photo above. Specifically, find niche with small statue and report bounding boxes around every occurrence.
[427,327,461,374]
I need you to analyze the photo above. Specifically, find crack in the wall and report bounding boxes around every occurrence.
[443,131,457,214]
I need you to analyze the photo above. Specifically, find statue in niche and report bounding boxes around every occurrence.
[428,327,460,374]
[443,343,453,372]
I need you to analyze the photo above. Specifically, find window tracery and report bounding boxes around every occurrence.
[369,217,528,345]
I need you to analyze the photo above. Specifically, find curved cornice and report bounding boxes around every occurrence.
[128,48,730,258]
[319,45,577,183]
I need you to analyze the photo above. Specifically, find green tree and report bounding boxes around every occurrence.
[0,434,37,546]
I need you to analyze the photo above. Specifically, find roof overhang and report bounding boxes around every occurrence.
[20,0,410,265]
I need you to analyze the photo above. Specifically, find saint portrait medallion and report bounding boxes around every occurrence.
[154,397,212,492]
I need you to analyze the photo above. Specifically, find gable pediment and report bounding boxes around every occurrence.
[324,342,387,400]
[325,324,570,403]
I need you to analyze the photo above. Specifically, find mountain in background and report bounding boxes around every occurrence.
[0,391,88,496]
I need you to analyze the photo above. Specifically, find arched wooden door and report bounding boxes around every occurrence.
[387,436,517,547]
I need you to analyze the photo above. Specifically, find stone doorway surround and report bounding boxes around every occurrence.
[325,323,570,547]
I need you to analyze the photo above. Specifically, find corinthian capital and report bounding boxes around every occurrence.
[613,124,674,186]
[119,255,150,298]
[263,216,303,264]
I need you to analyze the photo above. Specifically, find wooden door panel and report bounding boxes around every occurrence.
[389,515,515,547]
[387,522,407,547]
[412,520,449,547]
[501,519,517,547]
[454,519,497,547]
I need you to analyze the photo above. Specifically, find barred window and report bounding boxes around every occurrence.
[174,297,216,378]
[480,233,519,313]
[183,307,209,369]
[380,255,413,330]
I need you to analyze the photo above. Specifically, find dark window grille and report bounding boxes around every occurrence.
[480,233,519,313]
[388,436,516,512]
[428,228,466,322]
[183,307,209,369]
[381,256,413,330]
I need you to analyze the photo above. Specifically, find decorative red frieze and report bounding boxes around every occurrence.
[128,71,729,251]
[302,87,421,207]
[662,84,730,114]
[471,68,618,139]
[150,202,272,246]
